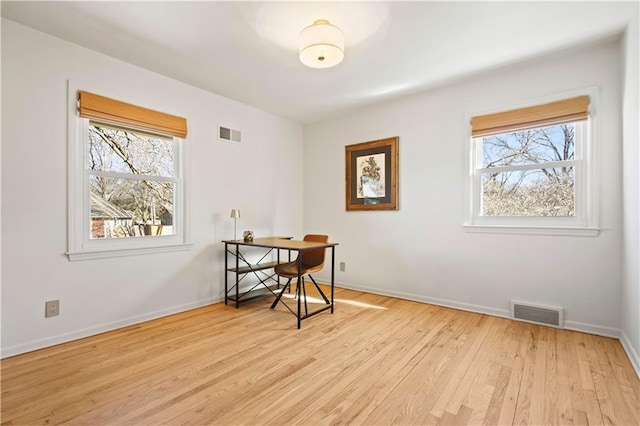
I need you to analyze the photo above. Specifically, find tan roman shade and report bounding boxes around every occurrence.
[78,91,187,138]
[471,95,589,138]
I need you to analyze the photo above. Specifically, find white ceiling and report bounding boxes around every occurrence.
[1,1,635,124]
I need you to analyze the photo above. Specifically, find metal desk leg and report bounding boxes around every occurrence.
[277,249,281,289]
[224,242,228,305]
[331,246,335,314]
[297,253,302,329]
[235,243,240,309]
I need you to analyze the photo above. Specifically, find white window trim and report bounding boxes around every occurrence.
[66,81,192,261]
[463,88,600,237]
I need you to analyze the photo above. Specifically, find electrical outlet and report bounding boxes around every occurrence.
[45,300,59,318]
[340,262,345,272]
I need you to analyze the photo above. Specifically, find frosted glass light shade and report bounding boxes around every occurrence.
[299,19,344,69]
[230,209,240,218]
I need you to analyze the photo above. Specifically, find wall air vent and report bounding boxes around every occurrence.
[511,300,563,328]
[218,125,241,144]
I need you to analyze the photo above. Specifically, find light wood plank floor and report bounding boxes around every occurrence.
[2,286,639,425]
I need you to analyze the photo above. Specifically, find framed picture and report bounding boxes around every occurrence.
[345,136,399,211]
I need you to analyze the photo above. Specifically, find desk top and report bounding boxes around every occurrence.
[222,236,338,250]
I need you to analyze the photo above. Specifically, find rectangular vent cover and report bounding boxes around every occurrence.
[218,125,241,143]
[511,301,563,328]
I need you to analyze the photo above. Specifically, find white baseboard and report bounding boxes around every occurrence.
[564,320,621,339]
[1,297,221,359]
[335,281,511,319]
[620,330,640,379]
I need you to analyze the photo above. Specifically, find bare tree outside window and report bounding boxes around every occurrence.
[87,123,176,239]
[479,124,576,216]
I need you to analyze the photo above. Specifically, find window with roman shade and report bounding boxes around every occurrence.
[465,93,598,236]
[68,85,191,261]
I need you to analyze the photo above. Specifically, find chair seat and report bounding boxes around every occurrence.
[274,261,324,278]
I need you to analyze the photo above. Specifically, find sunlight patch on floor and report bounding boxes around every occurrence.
[277,291,388,310]
[335,298,387,310]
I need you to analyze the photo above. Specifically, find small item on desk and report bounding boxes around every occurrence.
[243,230,254,242]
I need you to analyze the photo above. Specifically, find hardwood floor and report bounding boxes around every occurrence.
[2,286,639,425]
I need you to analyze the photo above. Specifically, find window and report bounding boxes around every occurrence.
[465,94,598,236]
[87,123,177,239]
[68,87,191,260]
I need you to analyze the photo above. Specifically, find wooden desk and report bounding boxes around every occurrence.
[222,237,338,328]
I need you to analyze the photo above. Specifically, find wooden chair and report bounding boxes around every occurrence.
[270,234,330,314]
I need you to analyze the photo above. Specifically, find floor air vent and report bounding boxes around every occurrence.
[511,301,563,328]
[218,125,241,143]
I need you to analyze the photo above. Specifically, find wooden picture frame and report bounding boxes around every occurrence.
[345,136,399,211]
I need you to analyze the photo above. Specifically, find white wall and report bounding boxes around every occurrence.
[305,39,624,336]
[621,11,640,375]
[1,19,304,357]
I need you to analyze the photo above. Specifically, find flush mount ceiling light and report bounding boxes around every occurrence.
[299,19,344,69]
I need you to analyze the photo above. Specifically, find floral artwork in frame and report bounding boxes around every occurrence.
[345,137,399,211]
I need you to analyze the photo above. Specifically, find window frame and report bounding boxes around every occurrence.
[463,89,599,237]
[67,82,191,261]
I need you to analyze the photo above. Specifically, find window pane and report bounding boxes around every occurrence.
[88,123,174,177]
[481,167,574,216]
[90,175,175,239]
[482,124,575,168]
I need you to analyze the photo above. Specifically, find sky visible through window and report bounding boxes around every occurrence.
[479,123,576,217]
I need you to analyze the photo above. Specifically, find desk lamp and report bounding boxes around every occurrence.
[230,209,240,240]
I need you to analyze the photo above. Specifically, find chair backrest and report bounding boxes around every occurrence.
[301,234,329,268]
